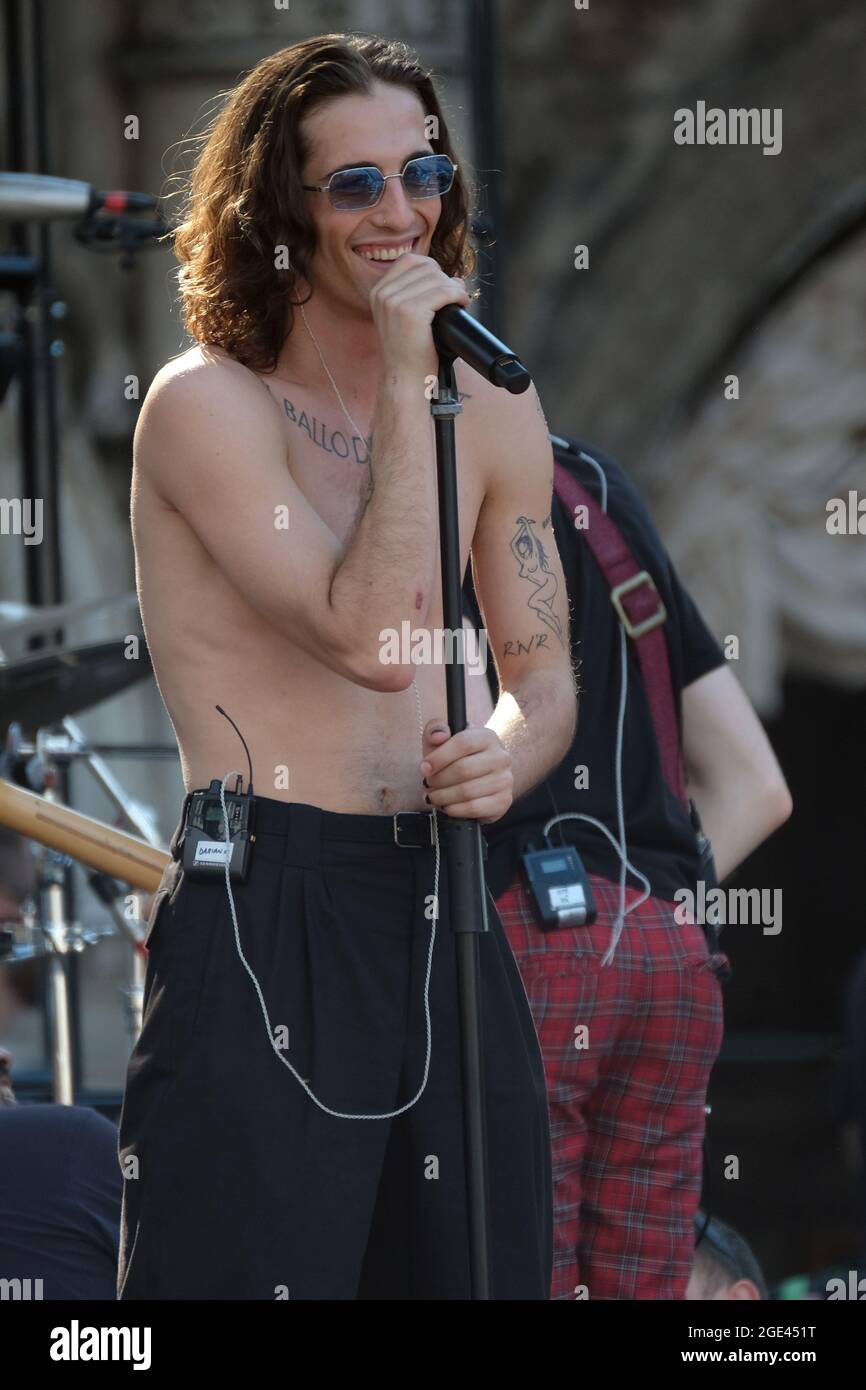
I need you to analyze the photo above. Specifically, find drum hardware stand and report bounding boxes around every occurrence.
[2,715,170,1095]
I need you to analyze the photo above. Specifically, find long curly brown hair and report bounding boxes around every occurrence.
[172,33,477,374]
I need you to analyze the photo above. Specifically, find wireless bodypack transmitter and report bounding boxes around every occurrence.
[181,705,257,883]
[522,842,597,929]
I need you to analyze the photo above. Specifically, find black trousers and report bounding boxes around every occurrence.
[117,796,552,1300]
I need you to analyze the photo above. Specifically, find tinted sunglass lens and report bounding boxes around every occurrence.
[330,168,382,209]
[403,155,454,198]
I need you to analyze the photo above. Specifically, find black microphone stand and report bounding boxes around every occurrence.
[430,331,529,1298]
[429,349,491,1298]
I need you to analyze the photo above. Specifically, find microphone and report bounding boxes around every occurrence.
[432,304,531,394]
[0,172,157,222]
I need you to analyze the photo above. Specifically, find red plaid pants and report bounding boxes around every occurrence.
[496,873,727,1300]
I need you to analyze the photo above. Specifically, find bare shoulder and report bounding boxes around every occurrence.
[138,345,279,438]
[455,360,552,495]
[135,345,285,497]
[457,358,548,435]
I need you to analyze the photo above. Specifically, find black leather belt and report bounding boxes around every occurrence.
[392,810,440,849]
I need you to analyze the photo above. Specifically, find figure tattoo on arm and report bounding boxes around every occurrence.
[508,512,565,647]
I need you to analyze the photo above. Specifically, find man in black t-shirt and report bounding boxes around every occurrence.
[463,436,792,1300]
[0,1067,122,1299]
[0,834,122,1300]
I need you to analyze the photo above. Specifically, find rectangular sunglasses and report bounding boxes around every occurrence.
[302,153,457,211]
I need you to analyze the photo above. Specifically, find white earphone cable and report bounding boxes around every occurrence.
[216,679,439,1120]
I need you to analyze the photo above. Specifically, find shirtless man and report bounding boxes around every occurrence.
[117,34,576,1301]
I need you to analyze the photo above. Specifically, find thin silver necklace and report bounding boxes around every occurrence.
[300,301,371,468]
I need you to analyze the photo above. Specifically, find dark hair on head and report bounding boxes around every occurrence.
[171,32,477,373]
[694,1211,768,1299]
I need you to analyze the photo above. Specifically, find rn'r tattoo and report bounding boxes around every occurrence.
[503,632,550,657]
[509,514,564,646]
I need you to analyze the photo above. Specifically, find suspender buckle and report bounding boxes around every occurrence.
[610,570,667,639]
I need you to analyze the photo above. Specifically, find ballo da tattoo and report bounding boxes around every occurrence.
[509,514,564,646]
[278,391,471,467]
[282,395,370,466]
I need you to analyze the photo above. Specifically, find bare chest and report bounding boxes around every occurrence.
[257,373,485,563]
